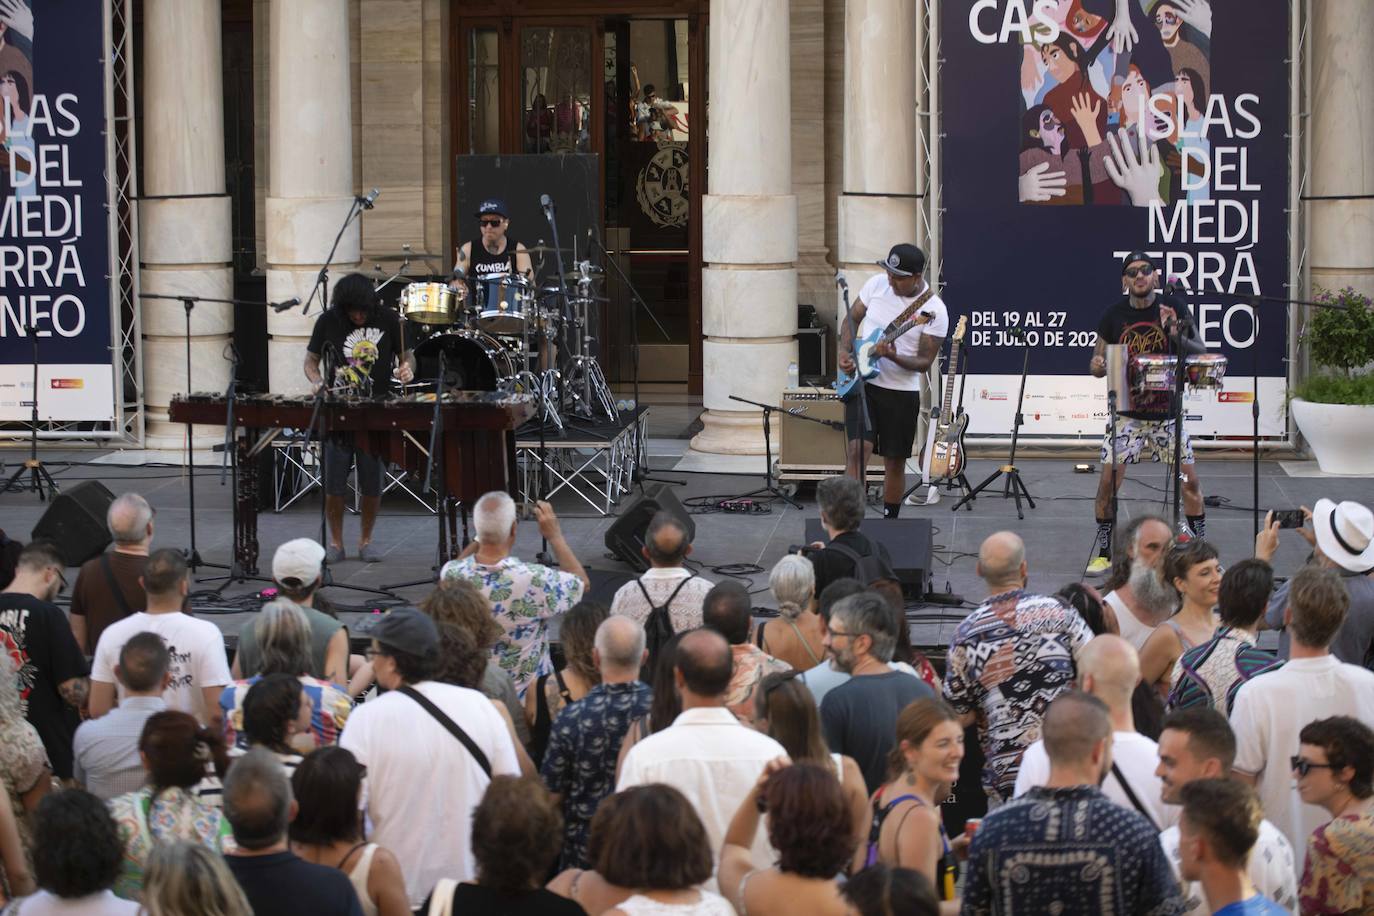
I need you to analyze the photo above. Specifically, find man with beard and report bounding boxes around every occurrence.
[1100,514,1178,651]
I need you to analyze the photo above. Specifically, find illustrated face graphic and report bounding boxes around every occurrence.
[1176,70,1194,106]
[1039,110,1065,153]
[1121,70,1149,124]
[1154,5,1181,42]
[1041,44,1077,82]
[1070,8,1104,34]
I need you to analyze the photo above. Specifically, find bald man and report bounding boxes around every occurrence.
[69,492,154,653]
[943,531,1095,803]
[1013,634,1174,829]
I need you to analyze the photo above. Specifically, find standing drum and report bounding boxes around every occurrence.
[476,275,534,335]
[1185,354,1228,388]
[399,282,457,326]
[1130,354,1178,394]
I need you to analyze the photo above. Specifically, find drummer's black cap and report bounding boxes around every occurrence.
[476,198,509,219]
[1121,251,1155,273]
[877,243,926,278]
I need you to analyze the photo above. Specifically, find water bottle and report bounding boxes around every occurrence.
[786,360,799,389]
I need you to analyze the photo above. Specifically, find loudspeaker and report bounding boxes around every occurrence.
[804,517,933,599]
[795,327,829,382]
[604,484,695,572]
[32,480,115,567]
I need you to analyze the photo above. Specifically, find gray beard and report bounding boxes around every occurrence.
[1129,560,1179,619]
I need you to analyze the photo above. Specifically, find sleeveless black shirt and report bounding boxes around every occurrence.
[468,237,520,295]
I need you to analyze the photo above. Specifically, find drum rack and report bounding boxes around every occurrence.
[514,407,649,516]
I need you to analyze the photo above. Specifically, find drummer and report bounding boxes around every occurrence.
[451,198,534,298]
[1085,251,1210,575]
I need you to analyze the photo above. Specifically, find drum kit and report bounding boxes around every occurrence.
[382,252,619,432]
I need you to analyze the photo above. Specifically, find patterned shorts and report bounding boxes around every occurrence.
[1100,417,1194,465]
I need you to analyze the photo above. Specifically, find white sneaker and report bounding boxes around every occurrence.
[906,485,940,506]
[926,486,941,505]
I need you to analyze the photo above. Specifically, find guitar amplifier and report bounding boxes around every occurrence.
[778,387,883,482]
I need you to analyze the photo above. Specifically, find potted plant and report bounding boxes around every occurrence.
[1290,286,1374,474]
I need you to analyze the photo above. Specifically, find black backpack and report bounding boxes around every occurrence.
[825,541,899,590]
[636,576,696,670]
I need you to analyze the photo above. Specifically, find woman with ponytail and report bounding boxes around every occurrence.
[108,711,234,900]
[754,554,827,672]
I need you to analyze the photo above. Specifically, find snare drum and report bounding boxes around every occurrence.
[476,275,535,335]
[1185,354,1228,388]
[1130,354,1178,393]
[413,330,515,391]
[399,282,458,326]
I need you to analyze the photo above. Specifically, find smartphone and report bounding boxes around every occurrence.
[1272,509,1304,529]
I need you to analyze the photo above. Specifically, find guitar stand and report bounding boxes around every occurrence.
[902,470,975,509]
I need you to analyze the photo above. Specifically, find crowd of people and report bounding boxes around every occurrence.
[0,480,1371,915]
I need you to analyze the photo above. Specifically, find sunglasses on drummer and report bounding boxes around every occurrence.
[1124,266,1155,278]
[479,218,504,227]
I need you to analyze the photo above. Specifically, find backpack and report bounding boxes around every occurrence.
[636,576,696,671]
[825,540,899,590]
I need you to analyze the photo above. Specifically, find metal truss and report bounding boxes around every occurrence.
[515,412,646,516]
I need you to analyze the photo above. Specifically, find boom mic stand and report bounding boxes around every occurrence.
[383,350,453,590]
[952,328,1036,519]
[303,190,377,318]
[0,316,60,501]
[725,395,803,509]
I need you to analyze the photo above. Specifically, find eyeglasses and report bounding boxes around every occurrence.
[1124,266,1155,278]
[363,646,387,660]
[1290,756,1336,777]
[826,627,855,640]
[479,218,504,227]
[1155,12,1180,25]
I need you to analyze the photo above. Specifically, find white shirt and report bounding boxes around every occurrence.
[1160,818,1299,915]
[1230,654,1374,854]
[90,611,232,724]
[339,680,521,908]
[856,274,949,392]
[3,890,140,915]
[1104,590,1157,652]
[1013,730,1176,830]
[617,706,787,893]
[609,568,714,635]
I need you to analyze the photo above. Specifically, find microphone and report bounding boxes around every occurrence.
[356,188,381,210]
[540,194,555,221]
[834,271,848,291]
[1163,276,1189,297]
[271,297,301,312]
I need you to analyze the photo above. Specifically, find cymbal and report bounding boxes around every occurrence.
[370,251,441,261]
[525,244,573,256]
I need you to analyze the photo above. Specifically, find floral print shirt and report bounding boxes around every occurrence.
[108,785,235,900]
[1300,811,1374,915]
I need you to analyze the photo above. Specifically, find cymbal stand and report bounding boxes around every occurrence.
[563,285,616,423]
[0,315,60,501]
[512,308,563,433]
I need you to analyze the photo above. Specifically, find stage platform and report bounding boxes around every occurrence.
[2,445,1369,654]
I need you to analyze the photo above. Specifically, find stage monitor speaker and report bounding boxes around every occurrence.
[32,480,115,567]
[604,484,695,573]
[804,517,933,599]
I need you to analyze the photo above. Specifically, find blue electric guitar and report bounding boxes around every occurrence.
[834,293,938,400]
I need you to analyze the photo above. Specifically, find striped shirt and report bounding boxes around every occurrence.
[1167,626,1283,716]
[72,696,166,800]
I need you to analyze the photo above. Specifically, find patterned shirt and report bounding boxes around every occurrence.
[442,556,585,698]
[1161,818,1298,916]
[109,785,235,900]
[609,568,713,635]
[943,590,1093,800]
[1167,626,1283,716]
[540,680,652,870]
[219,675,354,752]
[725,644,792,719]
[963,785,1187,916]
[1300,811,1374,915]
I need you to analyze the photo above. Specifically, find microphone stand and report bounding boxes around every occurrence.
[952,329,1035,518]
[0,315,60,501]
[726,395,804,509]
[382,350,451,590]
[304,196,368,317]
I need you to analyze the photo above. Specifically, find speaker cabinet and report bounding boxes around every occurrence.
[779,387,883,482]
[804,517,933,599]
[32,480,115,567]
[604,484,695,573]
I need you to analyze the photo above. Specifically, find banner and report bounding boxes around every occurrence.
[0,0,114,422]
[940,0,1290,439]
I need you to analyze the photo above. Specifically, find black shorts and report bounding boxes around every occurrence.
[844,383,921,459]
[322,437,385,498]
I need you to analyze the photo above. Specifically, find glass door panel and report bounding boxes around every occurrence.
[467,27,501,155]
[519,27,594,155]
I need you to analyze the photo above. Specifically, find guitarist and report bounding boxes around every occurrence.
[839,243,948,519]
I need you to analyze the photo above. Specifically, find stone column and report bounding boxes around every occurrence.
[139,0,233,448]
[792,0,834,325]
[265,0,360,396]
[690,0,798,456]
[1310,1,1374,302]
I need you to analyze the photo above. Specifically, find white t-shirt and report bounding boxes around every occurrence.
[1104,589,1157,652]
[3,890,140,915]
[1160,818,1299,915]
[339,680,520,909]
[855,274,949,391]
[1230,655,1374,855]
[1013,730,1176,830]
[618,707,787,893]
[90,611,232,724]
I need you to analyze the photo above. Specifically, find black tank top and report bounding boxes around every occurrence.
[468,237,520,294]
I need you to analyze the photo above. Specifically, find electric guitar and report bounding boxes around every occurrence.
[922,315,969,482]
[835,304,937,400]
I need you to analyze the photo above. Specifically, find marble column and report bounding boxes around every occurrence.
[265,0,360,396]
[690,0,798,456]
[792,0,835,325]
[1310,1,1374,302]
[138,0,233,448]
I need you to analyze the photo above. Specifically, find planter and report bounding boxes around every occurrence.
[1292,398,1374,475]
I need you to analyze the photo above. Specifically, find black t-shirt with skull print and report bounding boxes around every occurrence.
[307,307,404,398]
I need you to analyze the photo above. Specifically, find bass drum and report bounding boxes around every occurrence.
[413,331,515,391]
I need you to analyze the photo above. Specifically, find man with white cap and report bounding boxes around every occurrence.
[232,538,349,687]
[1255,499,1374,667]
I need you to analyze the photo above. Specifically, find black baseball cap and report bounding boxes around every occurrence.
[475,199,509,219]
[371,606,439,658]
[1121,251,1156,273]
[877,244,926,278]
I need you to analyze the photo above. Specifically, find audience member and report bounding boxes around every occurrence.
[109,711,231,900]
[73,632,170,800]
[0,790,34,901]
[4,790,137,915]
[141,841,252,916]
[822,592,932,792]
[756,554,826,671]
[608,512,712,639]
[1014,634,1171,829]
[90,550,231,730]
[840,864,938,916]
[431,621,537,777]
[338,607,519,908]
[614,632,683,777]
[702,581,790,719]
[420,776,584,916]
[233,539,348,688]
[719,760,851,916]
[1168,559,1283,715]
[542,616,651,870]
[618,628,786,891]
[943,532,1092,804]
[222,748,362,916]
[547,791,636,914]
[440,494,587,698]
[1098,514,1176,649]
[808,477,895,597]
[1155,708,1297,915]
[0,541,89,780]
[1176,779,1288,916]
[1257,500,1374,667]
[68,492,152,655]
[1231,566,1374,854]
[0,653,48,857]
[528,600,606,763]
[749,671,868,862]
[1140,540,1222,697]
[1294,716,1374,915]
[287,747,410,916]
[220,601,353,753]
[799,578,865,705]
[865,698,964,906]
[962,692,1183,914]
[1055,581,1116,637]
[238,674,312,775]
